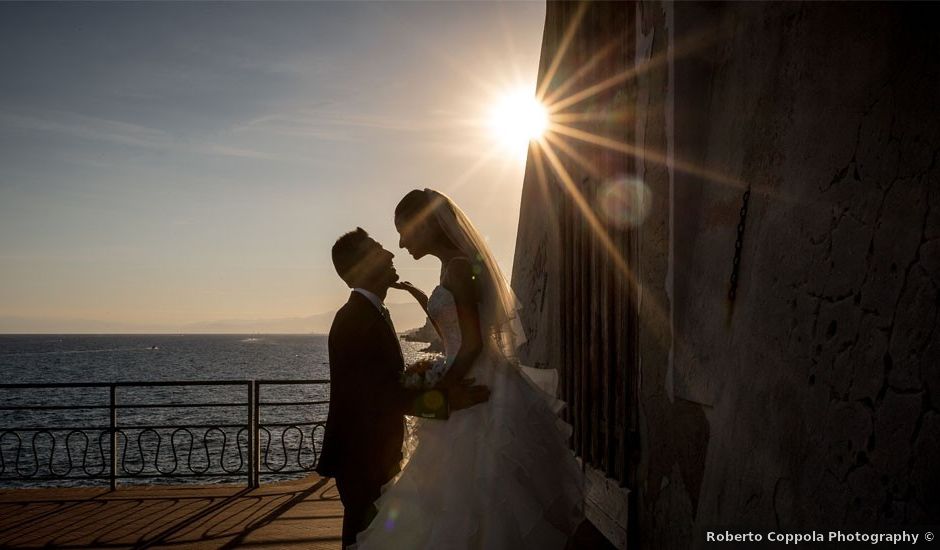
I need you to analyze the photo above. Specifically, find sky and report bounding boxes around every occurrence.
[0,1,546,332]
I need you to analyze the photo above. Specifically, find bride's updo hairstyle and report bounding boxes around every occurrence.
[394,189,432,219]
[394,189,456,250]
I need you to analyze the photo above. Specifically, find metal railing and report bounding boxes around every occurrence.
[0,380,329,489]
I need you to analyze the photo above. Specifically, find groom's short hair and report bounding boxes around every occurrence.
[332,227,371,285]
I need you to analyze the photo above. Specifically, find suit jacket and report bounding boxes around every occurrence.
[316,291,444,485]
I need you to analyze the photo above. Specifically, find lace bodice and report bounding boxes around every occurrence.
[420,285,462,387]
[427,285,462,363]
[400,259,471,389]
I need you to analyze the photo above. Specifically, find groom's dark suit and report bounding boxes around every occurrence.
[317,290,447,547]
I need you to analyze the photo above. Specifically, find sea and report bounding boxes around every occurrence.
[0,334,433,489]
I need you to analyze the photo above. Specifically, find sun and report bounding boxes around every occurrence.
[488,88,548,156]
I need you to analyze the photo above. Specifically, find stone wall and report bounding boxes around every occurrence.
[512,2,939,548]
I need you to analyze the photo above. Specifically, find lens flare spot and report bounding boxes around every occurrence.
[597,177,651,228]
[422,390,445,411]
[384,506,400,531]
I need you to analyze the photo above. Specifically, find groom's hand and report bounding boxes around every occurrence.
[447,378,490,411]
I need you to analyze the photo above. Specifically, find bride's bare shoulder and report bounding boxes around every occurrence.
[442,256,472,280]
[442,257,480,300]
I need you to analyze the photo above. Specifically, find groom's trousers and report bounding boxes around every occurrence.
[335,475,381,548]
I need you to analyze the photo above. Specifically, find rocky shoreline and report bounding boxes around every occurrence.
[400,319,443,353]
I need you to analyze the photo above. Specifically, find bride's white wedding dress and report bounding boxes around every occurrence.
[353,281,584,550]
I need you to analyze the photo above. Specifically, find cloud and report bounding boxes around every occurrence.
[0,108,283,161]
[0,110,168,149]
[202,144,281,161]
[232,105,468,147]
[233,112,359,142]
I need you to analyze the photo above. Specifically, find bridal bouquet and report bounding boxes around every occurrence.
[401,356,446,389]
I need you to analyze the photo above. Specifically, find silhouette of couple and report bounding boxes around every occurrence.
[317,189,584,549]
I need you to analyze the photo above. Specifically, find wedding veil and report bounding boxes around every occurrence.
[423,189,561,405]
[424,189,528,362]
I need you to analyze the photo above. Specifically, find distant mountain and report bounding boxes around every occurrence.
[181,311,337,334]
[182,301,426,334]
[0,316,168,334]
[0,301,428,334]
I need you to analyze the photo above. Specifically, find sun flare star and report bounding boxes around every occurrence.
[488,89,548,157]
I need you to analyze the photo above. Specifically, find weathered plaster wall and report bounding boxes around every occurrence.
[663,2,939,541]
[512,2,939,548]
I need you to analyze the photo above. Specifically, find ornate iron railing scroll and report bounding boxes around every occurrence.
[0,379,329,489]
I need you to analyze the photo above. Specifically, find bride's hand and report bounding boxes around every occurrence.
[391,280,421,293]
[391,281,428,304]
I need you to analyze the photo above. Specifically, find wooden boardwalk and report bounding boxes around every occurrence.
[0,476,342,549]
[0,476,614,549]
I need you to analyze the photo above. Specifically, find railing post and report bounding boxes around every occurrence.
[247,380,259,488]
[109,385,117,491]
[254,380,262,487]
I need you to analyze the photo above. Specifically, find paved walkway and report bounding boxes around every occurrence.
[0,476,342,549]
[0,476,614,549]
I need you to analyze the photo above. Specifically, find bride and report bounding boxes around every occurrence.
[352,188,584,549]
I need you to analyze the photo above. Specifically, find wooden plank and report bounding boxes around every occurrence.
[561,176,573,439]
[583,463,630,550]
[579,177,590,462]
[568,183,584,456]
[590,177,602,469]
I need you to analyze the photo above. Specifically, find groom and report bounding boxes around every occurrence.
[317,227,489,548]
